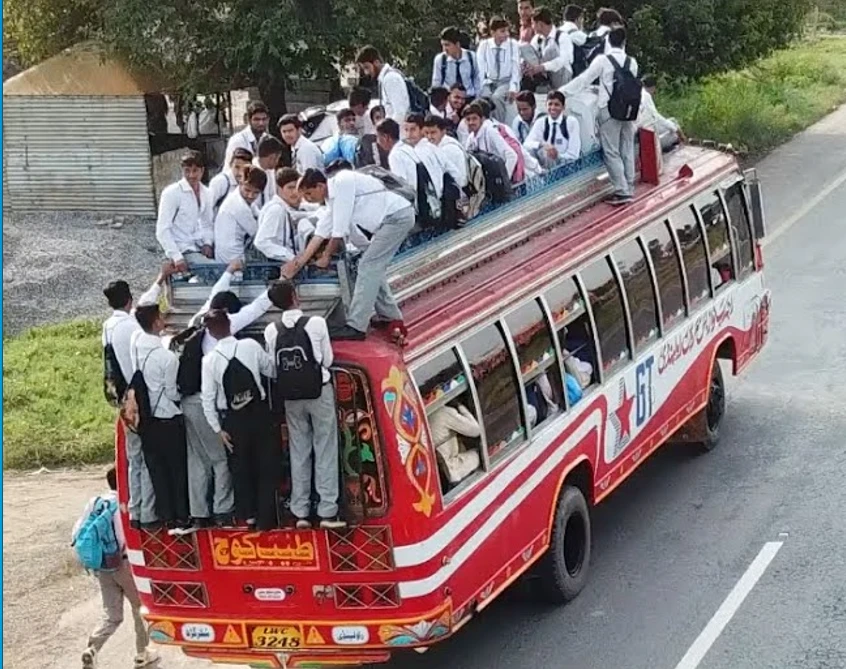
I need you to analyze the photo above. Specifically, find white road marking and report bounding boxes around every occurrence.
[673,540,784,669]
[764,167,846,247]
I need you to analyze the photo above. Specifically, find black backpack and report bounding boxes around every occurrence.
[414,161,442,229]
[120,350,156,435]
[354,134,378,168]
[606,56,642,122]
[401,77,430,115]
[171,325,206,396]
[573,33,606,76]
[103,327,127,407]
[543,116,570,143]
[439,50,478,92]
[471,150,512,204]
[214,173,235,211]
[219,344,261,412]
[271,317,323,406]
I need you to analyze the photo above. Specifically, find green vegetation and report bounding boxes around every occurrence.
[660,37,846,154]
[3,320,115,469]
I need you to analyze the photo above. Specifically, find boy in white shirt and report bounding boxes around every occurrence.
[423,115,468,189]
[512,90,544,143]
[525,6,574,89]
[638,74,685,150]
[256,167,317,262]
[356,46,410,124]
[214,166,267,264]
[477,17,521,123]
[224,100,269,164]
[209,147,253,215]
[524,91,582,168]
[378,118,420,192]
[403,113,452,200]
[253,136,284,210]
[462,102,519,181]
[279,114,324,174]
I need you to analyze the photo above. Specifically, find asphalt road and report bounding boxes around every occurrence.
[380,106,846,669]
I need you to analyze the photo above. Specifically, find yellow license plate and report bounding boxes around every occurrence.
[250,625,302,649]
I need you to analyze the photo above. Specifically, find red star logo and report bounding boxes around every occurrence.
[614,384,635,439]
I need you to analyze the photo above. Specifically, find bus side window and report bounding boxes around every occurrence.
[504,298,565,428]
[460,324,526,462]
[699,190,734,292]
[671,205,710,308]
[643,220,686,328]
[579,257,631,375]
[613,238,660,353]
[543,277,597,391]
[723,181,754,279]
[412,348,484,496]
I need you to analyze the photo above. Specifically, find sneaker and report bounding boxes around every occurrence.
[295,518,312,530]
[245,518,258,529]
[167,522,197,537]
[134,649,160,667]
[319,517,348,530]
[81,647,97,669]
[329,325,367,341]
[607,194,633,206]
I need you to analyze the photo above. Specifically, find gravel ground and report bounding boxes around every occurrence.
[3,212,162,336]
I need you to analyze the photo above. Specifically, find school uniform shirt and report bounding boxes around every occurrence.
[637,89,679,135]
[512,109,544,144]
[431,49,482,98]
[214,189,259,264]
[563,47,639,111]
[291,135,324,174]
[518,21,535,44]
[155,178,214,263]
[531,30,574,77]
[466,120,518,180]
[414,138,448,199]
[209,169,239,214]
[377,64,411,124]
[250,158,277,210]
[102,280,164,384]
[561,21,588,46]
[437,135,468,188]
[264,309,333,384]
[255,195,300,262]
[429,105,447,119]
[477,37,521,92]
[72,491,125,554]
[524,114,582,162]
[201,336,273,433]
[129,330,182,419]
[388,142,420,193]
[225,126,266,165]
[314,170,411,250]
[320,134,358,165]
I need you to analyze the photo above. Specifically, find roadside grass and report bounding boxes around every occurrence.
[3,320,115,469]
[660,36,846,155]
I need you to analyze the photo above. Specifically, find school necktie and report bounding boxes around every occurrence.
[494,47,502,82]
[550,121,558,145]
[454,59,464,87]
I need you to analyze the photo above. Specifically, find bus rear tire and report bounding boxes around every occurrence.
[534,484,591,605]
[698,361,725,452]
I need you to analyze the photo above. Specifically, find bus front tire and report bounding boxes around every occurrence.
[534,484,591,605]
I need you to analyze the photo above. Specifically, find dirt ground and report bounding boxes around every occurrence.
[2,468,211,669]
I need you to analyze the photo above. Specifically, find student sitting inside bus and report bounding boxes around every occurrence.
[429,402,482,487]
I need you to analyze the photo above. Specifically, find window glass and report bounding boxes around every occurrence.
[412,349,483,494]
[643,220,686,328]
[724,182,754,278]
[671,205,710,308]
[544,278,597,391]
[461,324,525,461]
[614,239,659,352]
[699,191,734,291]
[580,257,630,374]
[504,299,565,425]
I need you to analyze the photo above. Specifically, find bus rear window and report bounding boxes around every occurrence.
[580,257,630,374]
[672,205,710,308]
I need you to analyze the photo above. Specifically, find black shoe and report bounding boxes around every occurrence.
[330,325,367,341]
[213,513,236,528]
[192,517,213,529]
[129,519,142,531]
[607,194,633,206]
[140,520,163,532]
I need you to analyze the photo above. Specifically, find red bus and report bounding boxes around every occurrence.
[117,142,769,668]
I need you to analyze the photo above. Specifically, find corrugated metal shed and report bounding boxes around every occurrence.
[3,96,155,214]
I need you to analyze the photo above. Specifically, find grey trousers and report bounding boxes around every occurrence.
[89,561,148,655]
[125,429,157,524]
[183,393,235,519]
[598,107,637,197]
[346,206,415,332]
[183,250,217,266]
[482,81,516,124]
[286,383,341,520]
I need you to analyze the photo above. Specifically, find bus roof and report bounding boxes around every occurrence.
[400,145,740,364]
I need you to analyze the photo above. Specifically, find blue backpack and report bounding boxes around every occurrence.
[73,497,121,572]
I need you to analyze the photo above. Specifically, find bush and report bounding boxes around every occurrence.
[3,320,115,469]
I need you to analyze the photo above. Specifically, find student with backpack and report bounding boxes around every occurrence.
[200,309,280,530]
[129,304,191,532]
[525,7,574,90]
[432,27,482,99]
[74,466,159,669]
[561,5,589,75]
[102,264,174,530]
[209,147,253,217]
[523,91,582,168]
[264,280,346,529]
[511,90,545,143]
[563,26,640,204]
[355,46,413,123]
[463,102,520,185]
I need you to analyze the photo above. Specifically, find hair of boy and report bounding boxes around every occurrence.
[268,279,297,310]
[278,113,302,130]
[135,304,161,333]
[257,135,284,157]
[404,112,425,128]
[104,280,132,310]
[106,465,117,492]
[488,16,509,32]
[203,308,231,336]
[450,83,467,94]
[548,90,566,105]
[246,101,269,118]
[597,7,624,26]
[276,167,301,189]
[516,90,537,108]
[429,86,450,108]
[299,168,328,189]
[474,98,493,118]
[355,45,382,64]
[337,108,356,123]
[439,26,463,44]
[462,102,485,119]
[209,291,243,314]
[608,26,626,48]
[181,150,204,169]
[369,105,386,124]
[242,165,269,191]
[563,4,584,22]
[423,114,447,130]
[326,159,353,177]
[532,6,554,25]
[641,74,657,89]
[376,118,401,141]
[348,87,372,108]
[230,147,254,164]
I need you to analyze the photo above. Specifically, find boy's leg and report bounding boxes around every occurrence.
[182,395,214,521]
[125,430,157,524]
[254,405,282,530]
[285,398,314,520]
[114,561,150,655]
[141,420,175,522]
[162,417,190,523]
[311,385,341,520]
[87,572,124,652]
